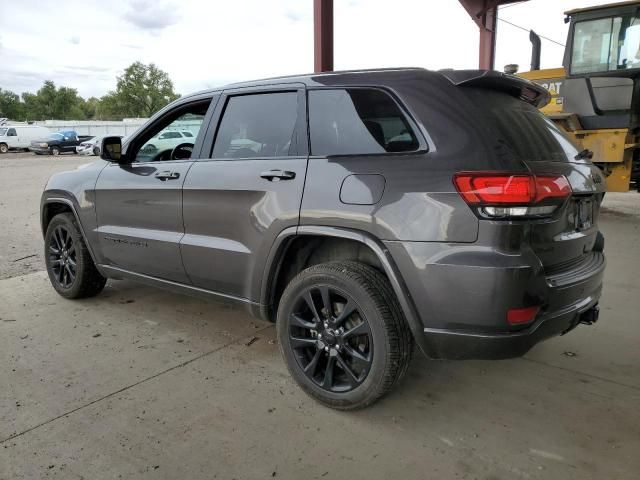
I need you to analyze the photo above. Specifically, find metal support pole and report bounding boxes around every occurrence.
[459,0,520,70]
[477,5,497,70]
[314,0,334,72]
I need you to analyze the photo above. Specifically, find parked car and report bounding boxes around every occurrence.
[0,125,50,153]
[76,137,96,156]
[76,136,103,156]
[140,130,195,154]
[40,68,606,409]
[30,132,80,155]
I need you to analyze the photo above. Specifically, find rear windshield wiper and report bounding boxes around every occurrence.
[575,149,593,160]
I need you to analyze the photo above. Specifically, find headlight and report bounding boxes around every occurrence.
[40,143,48,148]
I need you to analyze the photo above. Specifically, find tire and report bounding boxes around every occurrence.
[44,212,106,299]
[0,143,8,154]
[277,261,413,410]
[50,146,60,156]
[93,146,100,156]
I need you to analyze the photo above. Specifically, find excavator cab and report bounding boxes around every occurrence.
[519,1,640,191]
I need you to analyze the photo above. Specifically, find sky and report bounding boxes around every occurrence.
[0,0,614,99]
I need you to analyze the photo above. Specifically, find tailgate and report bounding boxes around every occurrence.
[527,160,606,268]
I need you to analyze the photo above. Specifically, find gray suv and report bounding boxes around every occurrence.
[41,68,605,409]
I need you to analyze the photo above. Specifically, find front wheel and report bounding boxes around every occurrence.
[50,146,60,156]
[0,143,8,154]
[44,213,106,299]
[277,261,413,410]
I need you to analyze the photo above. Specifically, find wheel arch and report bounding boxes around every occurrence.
[41,196,99,265]
[260,225,428,356]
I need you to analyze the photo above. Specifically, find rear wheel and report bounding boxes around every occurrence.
[277,261,413,410]
[93,146,100,156]
[50,146,60,156]
[0,143,8,154]
[44,213,106,299]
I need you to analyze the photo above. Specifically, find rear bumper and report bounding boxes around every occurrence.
[385,240,605,360]
[422,296,601,360]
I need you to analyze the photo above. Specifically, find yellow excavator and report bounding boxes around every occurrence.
[516,1,640,192]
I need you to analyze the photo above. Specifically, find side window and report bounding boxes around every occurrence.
[308,88,419,156]
[212,92,298,159]
[134,102,210,163]
[7,128,17,136]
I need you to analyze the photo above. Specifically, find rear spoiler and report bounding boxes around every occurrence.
[439,70,551,108]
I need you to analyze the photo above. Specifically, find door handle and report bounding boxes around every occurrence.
[260,170,296,181]
[155,171,180,181]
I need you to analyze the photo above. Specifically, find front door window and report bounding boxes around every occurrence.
[134,105,208,162]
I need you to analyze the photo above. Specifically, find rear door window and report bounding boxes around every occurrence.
[465,89,579,162]
[308,88,419,156]
[212,92,299,159]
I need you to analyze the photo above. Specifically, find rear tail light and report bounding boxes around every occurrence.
[507,305,540,325]
[453,173,571,218]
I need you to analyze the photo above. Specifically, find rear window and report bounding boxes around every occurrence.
[308,88,419,156]
[465,90,579,162]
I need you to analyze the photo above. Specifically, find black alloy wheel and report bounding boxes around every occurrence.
[288,284,373,392]
[48,225,77,288]
[44,212,106,299]
[277,261,413,409]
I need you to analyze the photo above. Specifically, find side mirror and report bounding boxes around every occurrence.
[101,136,128,163]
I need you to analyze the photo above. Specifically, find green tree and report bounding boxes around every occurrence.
[108,62,179,118]
[97,92,122,120]
[54,86,86,120]
[37,80,58,118]
[81,97,100,119]
[21,92,41,120]
[0,88,24,120]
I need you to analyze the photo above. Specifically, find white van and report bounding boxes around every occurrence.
[0,125,50,153]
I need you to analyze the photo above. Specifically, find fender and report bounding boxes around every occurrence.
[41,195,100,267]
[259,225,429,356]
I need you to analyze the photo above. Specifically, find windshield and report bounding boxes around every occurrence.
[0,128,7,136]
[48,133,63,140]
[571,14,640,74]
[465,89,579,163]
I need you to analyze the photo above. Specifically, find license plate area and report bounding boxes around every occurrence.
[575,198,593,231]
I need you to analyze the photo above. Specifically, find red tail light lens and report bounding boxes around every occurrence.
[507,305,540,325]
[454,173,571,205]
[454,173,571,218]
[533,175,572,203]
[454,175,533,204]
